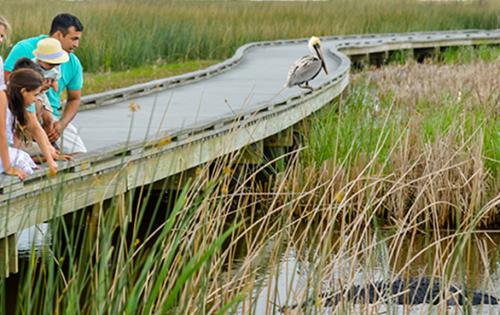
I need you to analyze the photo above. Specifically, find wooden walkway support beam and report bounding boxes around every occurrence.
[0,234,18,277]
[414,47,440,63]
[239,141,264,165]
[349,53,369,69]
[369,51,388,67]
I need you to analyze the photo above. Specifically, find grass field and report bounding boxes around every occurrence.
[83,59,219,94]
[1,0,499,74]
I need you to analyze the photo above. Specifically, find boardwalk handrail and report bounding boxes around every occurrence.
[79,29,498,110]
[0,29,499,239]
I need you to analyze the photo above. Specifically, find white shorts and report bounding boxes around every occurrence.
[0,147,38,175]
[56,122,87,154]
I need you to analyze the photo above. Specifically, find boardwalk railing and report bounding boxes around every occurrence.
[0,29,498,276]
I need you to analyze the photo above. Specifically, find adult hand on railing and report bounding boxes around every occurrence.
[51,149,73,161]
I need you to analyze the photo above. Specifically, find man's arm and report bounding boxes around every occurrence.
[60,89,81,127]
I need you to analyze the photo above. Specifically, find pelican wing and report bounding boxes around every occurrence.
[285,55,322,87]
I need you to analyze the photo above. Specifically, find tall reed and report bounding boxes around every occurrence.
[1,0,499,72]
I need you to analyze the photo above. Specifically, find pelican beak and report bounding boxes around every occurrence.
[314,44,328,75]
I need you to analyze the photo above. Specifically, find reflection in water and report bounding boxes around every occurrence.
[13,220,500,315]
[235,233,500,314]
[17,223,51,258]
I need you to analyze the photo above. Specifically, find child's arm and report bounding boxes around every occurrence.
[0,92,26,180]
[41,107,54,135]
[34,99,43,122]
[25,112,58,175]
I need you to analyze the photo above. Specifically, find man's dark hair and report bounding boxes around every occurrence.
[13,57,44,76]
[49,13,84,36]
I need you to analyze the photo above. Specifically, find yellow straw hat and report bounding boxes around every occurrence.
[33,38,69,64]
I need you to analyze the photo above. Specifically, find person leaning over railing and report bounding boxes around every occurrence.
[11,58,72,164]
[4,13,87,154]
[1,68,60,179]
[0,15,30,179]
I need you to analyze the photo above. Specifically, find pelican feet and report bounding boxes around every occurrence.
[298,82,313,91]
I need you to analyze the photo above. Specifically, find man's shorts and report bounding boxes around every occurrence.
[56,123,87,154]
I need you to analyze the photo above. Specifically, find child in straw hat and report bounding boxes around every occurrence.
[32,38,69,134]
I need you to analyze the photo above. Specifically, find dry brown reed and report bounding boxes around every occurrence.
[293,59,499,230]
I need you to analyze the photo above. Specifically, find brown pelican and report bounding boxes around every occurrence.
[284,36,328,90]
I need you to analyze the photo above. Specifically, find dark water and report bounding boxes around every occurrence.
[17,224,51,258]
[232,232,500,314]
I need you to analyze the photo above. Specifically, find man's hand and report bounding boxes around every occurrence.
[51,147,73,161]
[47,121,64,142]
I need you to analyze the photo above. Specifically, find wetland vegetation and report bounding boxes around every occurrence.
[0,0,499,314]
[2,49,498,314]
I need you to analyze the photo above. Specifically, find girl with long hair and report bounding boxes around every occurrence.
[0,68,58,179]
[0,16,32,179]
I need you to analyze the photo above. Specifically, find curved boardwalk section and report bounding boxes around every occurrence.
[0,29,498,276]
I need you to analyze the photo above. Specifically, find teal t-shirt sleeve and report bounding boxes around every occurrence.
[26,103,36,113]
[67,59,83,91]
[4,43,32,71]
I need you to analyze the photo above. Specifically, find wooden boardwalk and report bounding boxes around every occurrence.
[0,29,499,276]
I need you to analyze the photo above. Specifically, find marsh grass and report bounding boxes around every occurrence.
[1,39,499,315]
[1,61,496,314]
[1,0,499,72]
[301,58,499,228]
[82,60,219,95]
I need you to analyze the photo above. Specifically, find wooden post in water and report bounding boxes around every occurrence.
[0,234,18,277]
[239,141,264,165]
[264,127,294,171]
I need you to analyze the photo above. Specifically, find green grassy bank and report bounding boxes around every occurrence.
[1,0,499,74]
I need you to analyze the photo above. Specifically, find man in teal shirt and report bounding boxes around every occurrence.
[4,13,86,153]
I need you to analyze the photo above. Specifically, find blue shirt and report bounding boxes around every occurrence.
[5,35,83,119]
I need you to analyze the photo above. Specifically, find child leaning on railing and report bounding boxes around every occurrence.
[0,69,60,179]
